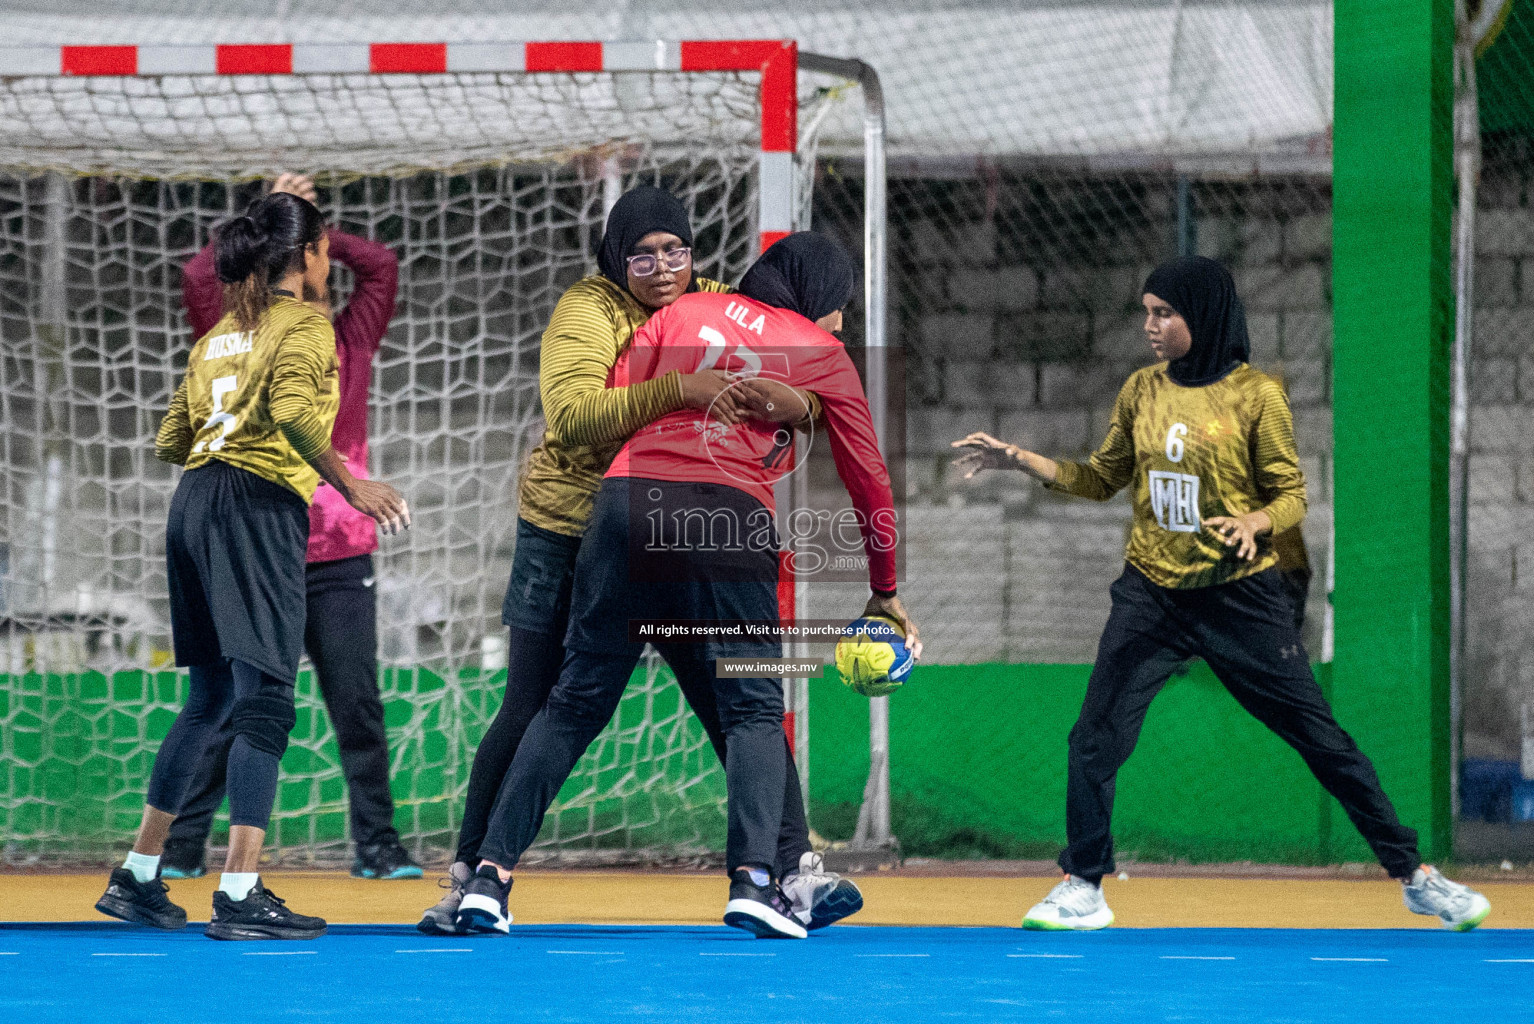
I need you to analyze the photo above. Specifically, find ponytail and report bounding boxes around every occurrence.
[214,191,326,333]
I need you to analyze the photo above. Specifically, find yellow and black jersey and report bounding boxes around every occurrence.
[1050,362,1307,589]
[156,296,339,502]
[518,274,732,537]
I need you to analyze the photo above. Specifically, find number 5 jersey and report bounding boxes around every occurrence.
[155,295,339,503]
[1048,362,1307,590]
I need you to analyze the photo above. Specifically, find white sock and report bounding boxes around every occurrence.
[220,873,259,901]
[123,851,160,884]
[746,867,771,887]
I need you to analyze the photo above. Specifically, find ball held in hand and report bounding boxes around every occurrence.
[835,615,915,698]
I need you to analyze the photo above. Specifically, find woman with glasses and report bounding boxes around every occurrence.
[419,187,860,934]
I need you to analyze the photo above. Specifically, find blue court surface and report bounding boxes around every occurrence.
[1,922,1530,1023]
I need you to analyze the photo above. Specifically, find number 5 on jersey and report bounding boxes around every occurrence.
[192,374,240,454]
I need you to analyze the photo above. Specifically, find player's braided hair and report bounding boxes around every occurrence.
[215,191,325,333]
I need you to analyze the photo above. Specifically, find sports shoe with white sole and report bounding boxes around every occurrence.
[781,851,863,930]
[1402,866,1491,931]
[723,868,807,939]
[417,861,473,935]
[1022,875,1114,931]
[455,864,512,935]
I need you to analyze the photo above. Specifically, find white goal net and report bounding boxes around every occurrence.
[0,61,835,864]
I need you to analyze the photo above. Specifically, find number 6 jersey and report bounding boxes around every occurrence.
[1048,362,1307,590]
[154,296,340,502]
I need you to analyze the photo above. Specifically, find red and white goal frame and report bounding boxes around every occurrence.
[2,39,802,249]
[0,38,894,852]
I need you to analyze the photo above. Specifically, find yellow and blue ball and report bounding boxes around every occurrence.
[834,615,914,698]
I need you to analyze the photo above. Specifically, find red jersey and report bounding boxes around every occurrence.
[184,229,398,565]
[607,292,898,592]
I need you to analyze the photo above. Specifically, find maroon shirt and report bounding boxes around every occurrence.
[183,229,398,564]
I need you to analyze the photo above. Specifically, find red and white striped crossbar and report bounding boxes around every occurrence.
[0,39,799,248]
[5,36,808,742]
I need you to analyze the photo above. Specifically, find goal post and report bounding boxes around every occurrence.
[0,38,888,865]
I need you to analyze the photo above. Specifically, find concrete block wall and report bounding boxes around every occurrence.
[865,174,1337,667]
[1462,197,1534,762]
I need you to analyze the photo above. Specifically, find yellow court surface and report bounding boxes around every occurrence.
[8,871,1534,929]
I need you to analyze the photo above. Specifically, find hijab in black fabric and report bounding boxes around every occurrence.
[736,232,856,323]
[597,186,694,292]
[1142,255,1250,387]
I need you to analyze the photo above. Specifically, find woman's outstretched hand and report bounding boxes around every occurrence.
[1204,511,1272,562]
[950,432,1058,483]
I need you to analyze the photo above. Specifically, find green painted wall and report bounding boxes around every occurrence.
[4,659,1430,865]
[810,661,1384,866]
[1332,0,1454,860]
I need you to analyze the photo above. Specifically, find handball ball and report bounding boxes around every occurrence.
[835,615,914,698]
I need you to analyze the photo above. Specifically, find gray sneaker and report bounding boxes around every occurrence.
[1402,866,1491,931]
[780,851,864,930]
[417,861,473,935]
[1022,875,1114,931]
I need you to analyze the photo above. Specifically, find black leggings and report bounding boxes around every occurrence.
[166,555,398,850]
[1060,564,1421,883]
[454,624,810,874]
[454,625,565,864]
[145,659,294,831]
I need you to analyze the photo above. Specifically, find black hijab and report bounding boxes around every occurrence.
[737,232,856,323]
[1142,256,1250,387]
[597,186,694,292]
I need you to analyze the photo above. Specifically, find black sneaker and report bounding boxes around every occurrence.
[159,839,207,880]
[204,879,327,941]
[723,868,807,939]
[454,864,512,934]
[351,838,424,880]
[95,867,187,930]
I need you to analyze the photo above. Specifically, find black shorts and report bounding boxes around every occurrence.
[500,517,582,636]
[166,460,310,681]
[563,477,780,656]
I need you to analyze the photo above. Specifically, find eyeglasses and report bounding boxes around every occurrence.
[626,248,692,277]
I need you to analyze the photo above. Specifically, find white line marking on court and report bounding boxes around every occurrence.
[0,952,17,956]
[1161,956,1236,960]
[1311,957,1387,962]
[855,953,930,958]
[547,950,624,955]
[394,948,473,954]
[1008,953,1083,959]
[1485,959,1534,963]
[243,951,318,956]
[700,952,777,956]
[91,952,166,957]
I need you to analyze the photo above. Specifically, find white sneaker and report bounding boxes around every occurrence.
[780,851,864,931]
[1402,866,1491,931]
[417,861,473,935]
[1022,876,1114,931]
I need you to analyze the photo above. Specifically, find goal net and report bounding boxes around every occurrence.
[0,49,836,865]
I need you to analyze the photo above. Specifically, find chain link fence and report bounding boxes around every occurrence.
[7,0,1533,860]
